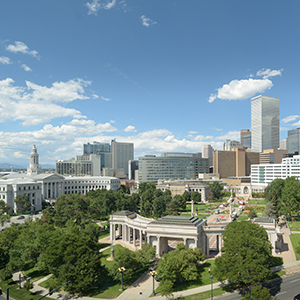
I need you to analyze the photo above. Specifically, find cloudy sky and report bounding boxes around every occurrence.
[0,1,299,167]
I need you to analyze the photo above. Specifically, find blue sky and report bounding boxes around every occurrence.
[0,0,299,167]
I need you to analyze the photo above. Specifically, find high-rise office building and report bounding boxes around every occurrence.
[138,152,209,182]
[251,95,279,153]
[201,145,213,167]
[287,128,300,155]
[240,129,251,148]
[223,139,242,151]
[111,140,134,176]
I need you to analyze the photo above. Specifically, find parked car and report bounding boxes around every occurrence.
[294,294,300,299]
[17,215,25,220]
[238,201,245,205]
[149,262,157,271]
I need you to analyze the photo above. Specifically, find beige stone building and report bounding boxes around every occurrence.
[259,148,288,164]
[213,148,259,179]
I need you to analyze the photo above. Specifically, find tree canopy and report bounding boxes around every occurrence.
[265,177,300,220]
[14,194,31,213]
[214,221,273,288]
[157,243,205,295]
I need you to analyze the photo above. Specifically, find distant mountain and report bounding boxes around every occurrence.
[0,163,55,170]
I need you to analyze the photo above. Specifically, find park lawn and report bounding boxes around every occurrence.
[290,220,300,231]
[0,278,52,300]
[237,215,249,221]
[290,234,300,260]
[177,287,226,299]
[23,266,49,282]
[248,199,266,205]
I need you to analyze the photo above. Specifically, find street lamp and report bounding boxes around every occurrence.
[149,270,157,296]
[7,277,31,300]
[209,275,213,300]
[118,267,125,291]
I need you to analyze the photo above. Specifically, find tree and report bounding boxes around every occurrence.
[248,209,257,219]
[210,182,223,200]
[265,178,285,221]
[182,191,191,203]
[120,184,130,194]
[14,194,31,213]
[280,176,300,218]
[157,243,205,291]
[214,221,273,288]
[40,224,105,294]
[134,243,156,268]
[240,285,276,300]
[174,194,186,210]
[53,193,91,227]
[191,191,201,203]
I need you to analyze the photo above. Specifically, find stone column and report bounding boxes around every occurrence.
[206,234,210,256]
[194,238,198,249]
[110,223,114,241]
[157,236,161,257]
[219,235,223,253]
[50,182,53,199]
[133,228,136,247]
[139,229,142,249]
[183,238,187,247]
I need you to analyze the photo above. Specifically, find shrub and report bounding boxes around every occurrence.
[0,267,12,281]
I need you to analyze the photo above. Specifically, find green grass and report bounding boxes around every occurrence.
[23,266,49,282]
[290,220,300,231]
[0,279,53,300]
[248,199,266,205]
[290,233,300,260]
[98,229,110,239]
[176,287,227,299]
[237,215,249,221]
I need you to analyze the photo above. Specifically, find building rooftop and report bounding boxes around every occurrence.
[151,215,203,227]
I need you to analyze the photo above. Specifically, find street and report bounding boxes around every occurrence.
[0,213,42,231]
[217,272,300,300]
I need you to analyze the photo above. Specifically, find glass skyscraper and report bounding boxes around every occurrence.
[287,128,300,155]
[251,95,279,153]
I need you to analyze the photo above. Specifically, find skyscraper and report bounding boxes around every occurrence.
[287,128,300,155]
[251,95,279,153]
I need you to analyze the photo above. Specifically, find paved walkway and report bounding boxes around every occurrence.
[273,216,297,264]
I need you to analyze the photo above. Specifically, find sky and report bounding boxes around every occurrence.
[0,0,300,168]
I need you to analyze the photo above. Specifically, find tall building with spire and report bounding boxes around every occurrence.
[27,143,42,176]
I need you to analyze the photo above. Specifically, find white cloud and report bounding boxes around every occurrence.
[0,56,11,64]
[6,41,39,59]
[215,131,240,141]
[92,94,99,99]
[86,0,116,15]
[282,115,300,124]
[208,69,282,103]
[256,68,283,79]
[216,78,273,100]
[13,151,26,158]
[0,127,239,166]
[21,64,32,72]
[101,96,111,101]
[188,131,198,134]
[141,15,157,27]
[0,77,93,126]
[124,125,137,132]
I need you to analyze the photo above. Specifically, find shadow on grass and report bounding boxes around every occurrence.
[99,243,111,250]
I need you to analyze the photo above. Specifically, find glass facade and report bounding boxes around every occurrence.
[138,153,209,182]
[287,128,300,155]
[251,95,279,152]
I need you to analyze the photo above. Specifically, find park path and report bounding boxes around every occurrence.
[273,216,297,264]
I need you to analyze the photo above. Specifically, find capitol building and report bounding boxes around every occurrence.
[0,144,121,213]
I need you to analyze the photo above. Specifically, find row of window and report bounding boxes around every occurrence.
[18,186,39,191]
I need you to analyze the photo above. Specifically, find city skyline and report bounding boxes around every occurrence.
[1,1,300,167]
